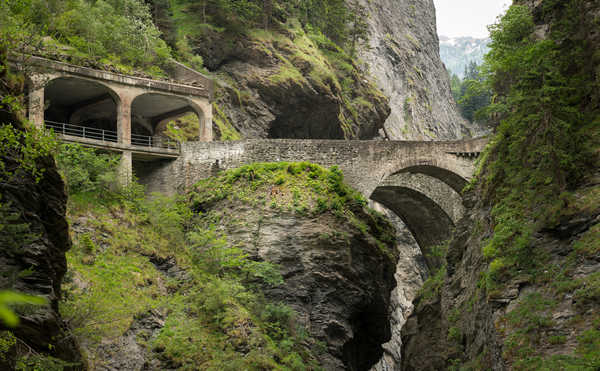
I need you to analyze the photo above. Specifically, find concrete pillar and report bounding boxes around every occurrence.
[193,98,213,142]
[118,150,132,187]
[117,94,132,146]
[28,75,46,128]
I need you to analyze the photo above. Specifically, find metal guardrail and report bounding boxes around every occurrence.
[45,120,118,142]
[131,132,180,150]
[45,121,180,151]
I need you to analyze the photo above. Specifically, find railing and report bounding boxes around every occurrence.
[45,121,180,151]
[45,120,118,143]
[131,132,180,150]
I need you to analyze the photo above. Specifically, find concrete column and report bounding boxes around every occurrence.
[118,150,132,187]
[117,94,132,146]
[28,75,46,128]
[193,98,213,142]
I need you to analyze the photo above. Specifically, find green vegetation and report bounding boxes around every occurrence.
[55,143,119,194]
[166,1,384,139]
[449,2,600,368]
[191,162,396,254]
[414,241,449,309]
[1,0,171,76]
[449,61,491,122]
[168,0,369,56]
[213,103,242,141]
[56,142,395,368]
[164,112,203,142]
[475,1,599,296]
[0,53,78,369]
[59,158,323,368]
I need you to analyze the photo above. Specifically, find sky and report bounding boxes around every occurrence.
[433,0,512,38]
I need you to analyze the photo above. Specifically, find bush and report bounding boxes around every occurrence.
[55,143,119,194]
[3,0,172,72]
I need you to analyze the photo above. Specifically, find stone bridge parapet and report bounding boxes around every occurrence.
[140,137,488,197]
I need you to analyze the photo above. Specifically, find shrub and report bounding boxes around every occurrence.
[55,143,119,194]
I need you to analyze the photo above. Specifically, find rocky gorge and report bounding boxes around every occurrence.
[1,0,598,370]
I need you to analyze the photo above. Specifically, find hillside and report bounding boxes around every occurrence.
[61,158,398,370]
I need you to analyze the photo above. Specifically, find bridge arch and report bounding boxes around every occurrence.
[131,92,207,141]
[43,76,121,140]
[369,162,469,269]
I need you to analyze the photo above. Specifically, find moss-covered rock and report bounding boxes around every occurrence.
[62,162,398,370]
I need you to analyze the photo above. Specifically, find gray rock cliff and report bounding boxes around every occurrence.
[355,0,472,140]
[194,197,400,370]
[0,114,82,367]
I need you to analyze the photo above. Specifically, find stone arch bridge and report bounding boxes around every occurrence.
[17,56,487,266]
[138,138,487,264]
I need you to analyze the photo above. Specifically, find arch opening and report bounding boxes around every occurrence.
[44,77,119,141]
[371,186,454,269]
[369,166,468,269]
[131,93,204,143]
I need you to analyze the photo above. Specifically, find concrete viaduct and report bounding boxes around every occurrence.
[18,56,488,265]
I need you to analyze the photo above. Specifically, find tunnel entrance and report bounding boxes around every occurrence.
[44,77,119,141]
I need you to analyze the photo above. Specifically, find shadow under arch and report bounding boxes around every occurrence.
[130,92,205,138]
[370,186,454,268]
[43,76,120,132]
[369,164,470,269]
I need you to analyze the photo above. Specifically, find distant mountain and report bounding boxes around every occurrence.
[439,36,490,78]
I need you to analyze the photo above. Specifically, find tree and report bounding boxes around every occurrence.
[347,1,369,56]
[263,0,273,29]
[457,61,491,122]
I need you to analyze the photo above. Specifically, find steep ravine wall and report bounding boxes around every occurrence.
[399,0,600,369]
[355,0,474,140]
[0,122,82,367]
[369,203,428,371]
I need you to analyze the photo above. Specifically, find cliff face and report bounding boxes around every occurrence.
[193,23,390,140]
[62,162,399,370]
[154,0,474,141]
[355,0,472,140]
[0,61,81,366]
[369,204,427,371]
[401,178,600,370]
[190,165,400,370]
[400,1,600,369]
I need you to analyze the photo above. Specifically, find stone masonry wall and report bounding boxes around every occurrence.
[141,138,486,197]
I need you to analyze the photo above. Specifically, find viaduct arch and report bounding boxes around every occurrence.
[20,55,213,183]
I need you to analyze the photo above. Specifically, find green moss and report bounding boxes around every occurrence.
[191,162,396,255]
[416,266,446,306]
[212,103,241,141]
[268,60,307,85]
[61,154,395,369]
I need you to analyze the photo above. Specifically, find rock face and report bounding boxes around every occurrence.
[199,198,399,370]
[0,115,82,365]
[400,2,600,368]
[401,185,600,370]
[355,0,472,140]
[191,25,390,140]
[369,203,428,371]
